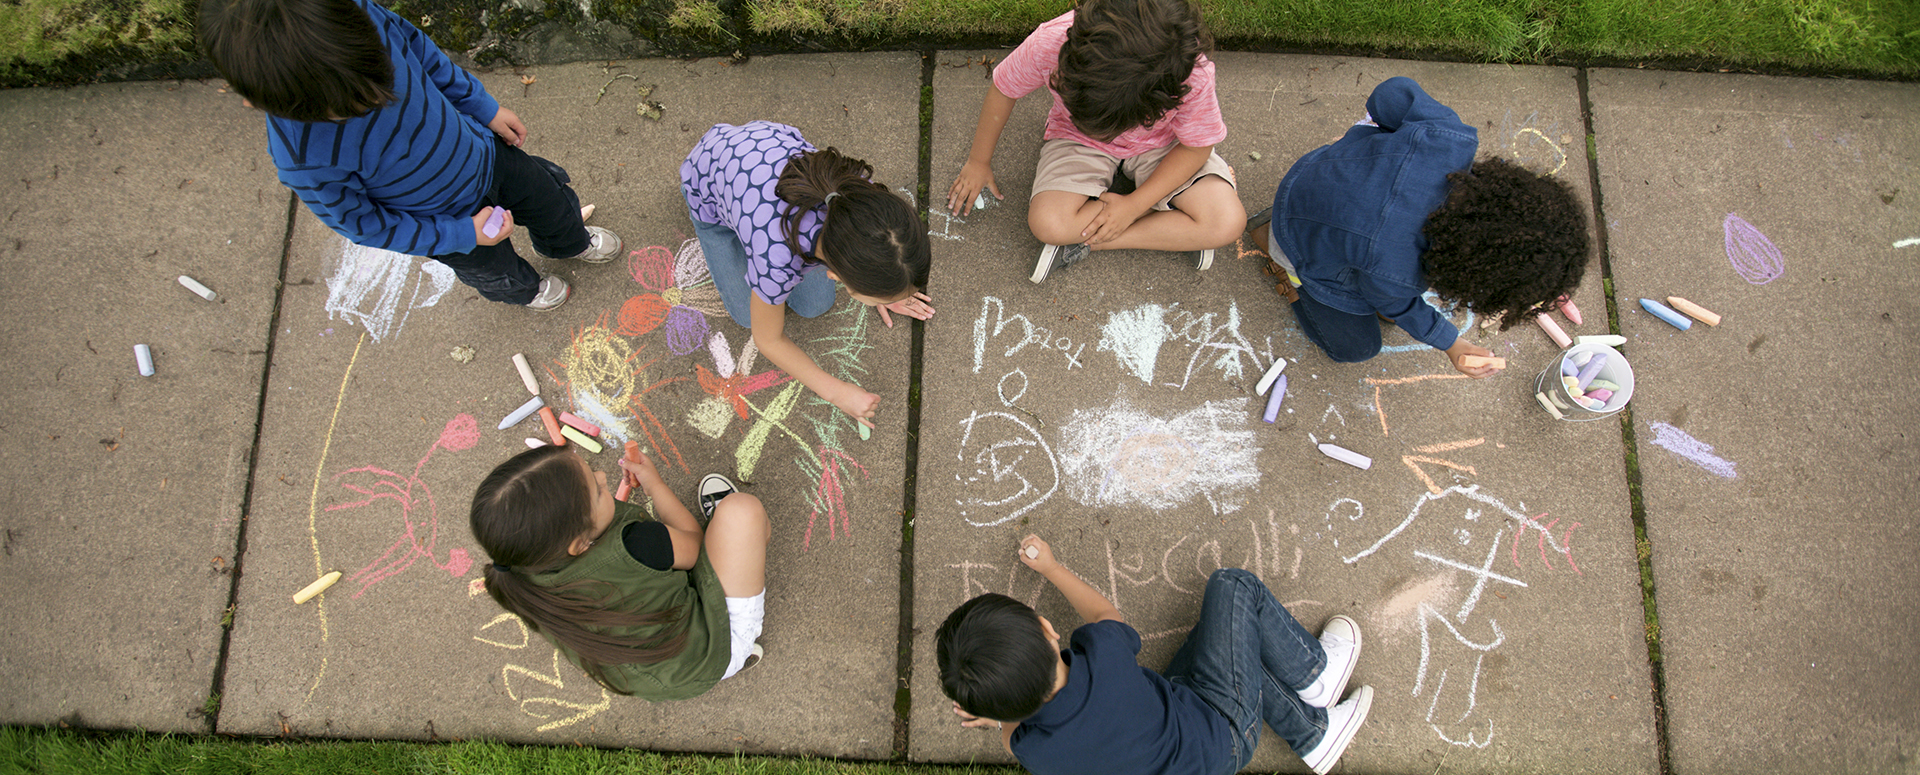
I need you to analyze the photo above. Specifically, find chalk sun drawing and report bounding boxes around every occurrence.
[330,414,478,597]
[1723,213,1784,284]
[1056,398,1260,513]
[954,409,1060,527]
[618,240,728,355]
[556,314,691,472]
[324,238,456,343]
[1646,421,1738,478]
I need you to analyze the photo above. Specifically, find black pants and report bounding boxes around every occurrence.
[431,137,590,305]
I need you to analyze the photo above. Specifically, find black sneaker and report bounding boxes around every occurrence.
[1031,242,1090,283]
[697,473,737,523]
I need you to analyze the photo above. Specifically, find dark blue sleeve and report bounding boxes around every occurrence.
[1365,280,1459,351]
[1071,619,1143,659]
[1366,77,1465,134]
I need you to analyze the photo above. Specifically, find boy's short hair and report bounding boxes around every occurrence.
[936,594,1058,722]
[198,0,396,123]
[1052,0,1211,142]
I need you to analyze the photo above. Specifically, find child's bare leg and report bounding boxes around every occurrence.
[1028,190,1111,247]
[1090,176,1245,253]
[705,493,770,597]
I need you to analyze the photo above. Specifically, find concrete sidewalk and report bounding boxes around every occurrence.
[0,52,1913,773]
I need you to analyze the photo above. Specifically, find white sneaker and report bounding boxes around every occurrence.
[567,226,623,264]
[1194,247,1214,271]
[698,473,738,523]
[1298,615,1362,709]
[1031,242,1089,283]
[1300,685,1372,775]
[525,275,570,311]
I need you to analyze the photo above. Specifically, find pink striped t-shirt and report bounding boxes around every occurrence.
[993,11,1227,159]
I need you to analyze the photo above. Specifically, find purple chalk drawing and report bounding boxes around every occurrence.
[664,305,710,356]
[1647,422,1737,479]
[1724,213,1784,285]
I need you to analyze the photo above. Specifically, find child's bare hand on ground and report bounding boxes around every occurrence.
[1019,535,1058,570]
[488,107,528,147]
[953,702,1000,729]
[877,292,935,328]
[1084,192,1149,245]
[946,161,1000,216]
[472,207,514,246]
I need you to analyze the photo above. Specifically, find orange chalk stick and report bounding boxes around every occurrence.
[1665,296,1721,326]
[615,441,641,501]
[538,406,566,446]
[1460,355,1506,369]
[1535,314,1572,348]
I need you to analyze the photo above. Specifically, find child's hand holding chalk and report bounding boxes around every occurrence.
[474,207,513,244]
[1018,535,1054,569]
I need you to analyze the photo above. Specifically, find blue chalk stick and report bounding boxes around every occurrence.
[498,395,545,430]
[1575,352,1609,390]
[1262,375,1287,422]
[1639,298,1693,330]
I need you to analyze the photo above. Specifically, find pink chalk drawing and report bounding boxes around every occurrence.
[1511,513,1582,576]
[617,240,728,355]
[332,414,479,597]
[696,363,795,420]
[1724,213,1784,284]
[805,447,869,550]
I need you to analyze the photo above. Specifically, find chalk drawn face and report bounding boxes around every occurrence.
[570,457,616,556]
[954,410,1059,527]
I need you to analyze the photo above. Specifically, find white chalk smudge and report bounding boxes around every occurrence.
[1647,422,1737,479]
[1097,304,1171,383]
[324,238,455,343]
[1057,398,1260,512]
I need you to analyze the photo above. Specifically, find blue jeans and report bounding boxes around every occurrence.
[431,138,589,305]
[1163,569,1330,771]
[1291,283,1384,363]
[692,218,838,328]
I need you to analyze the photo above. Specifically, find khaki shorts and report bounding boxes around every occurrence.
[1033,139,1236,211]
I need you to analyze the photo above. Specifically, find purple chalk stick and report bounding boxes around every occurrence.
[1262,375,1287,423]
[482,207,507,238]
[1561,357,1579,377]
[1574,352,1609,390]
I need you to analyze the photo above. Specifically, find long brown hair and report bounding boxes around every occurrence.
[469,446,689,693]
[775,147,930,298]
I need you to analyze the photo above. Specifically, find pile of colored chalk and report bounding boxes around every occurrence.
[1557,350,1622,410]
[497,353,608,452]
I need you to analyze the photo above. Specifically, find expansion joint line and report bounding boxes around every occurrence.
[1576,67,1672,775]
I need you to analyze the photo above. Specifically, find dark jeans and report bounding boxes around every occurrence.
[1291,283,1384,363]
[430,138,590,305]
[1163,569,1330,772]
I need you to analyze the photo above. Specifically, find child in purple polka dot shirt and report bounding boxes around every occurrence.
[681,122,932,427]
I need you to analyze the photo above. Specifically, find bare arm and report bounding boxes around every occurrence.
[946,84,1017,216]
[1019,535,1124,624]
[618,453,702,569]
[749,292,879,425]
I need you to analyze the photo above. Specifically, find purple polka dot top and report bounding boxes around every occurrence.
[681,121,824,307]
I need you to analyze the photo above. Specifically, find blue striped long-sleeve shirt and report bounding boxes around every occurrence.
[266,0,499,257]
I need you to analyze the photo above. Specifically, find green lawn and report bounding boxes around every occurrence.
[1,727,1022,775]
[2,0,1916,86]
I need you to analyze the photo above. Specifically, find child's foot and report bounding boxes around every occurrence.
[567,226,623,264]
[1297,615,1361,708]
[525,275,570,311]
[1031,242,1089,284]
[1300,686,1372,775]
[1194,248,1214,271]
[580,204,596,221]
[698,473,738,523]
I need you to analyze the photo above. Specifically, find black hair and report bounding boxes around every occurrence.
[469,446,689,693]
[1422,156,1592,330]
[936,594,1059,722]
[1053,0,1211,142]
[775,147,930,298]
[198,0,396,122]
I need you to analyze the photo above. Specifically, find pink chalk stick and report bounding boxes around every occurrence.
[615,441,640,501]
[1557,296,1583,326]
[558,412,601,437]
[1585,388,1615,403]
[482,207,506,238]
[1535,314,1572,348]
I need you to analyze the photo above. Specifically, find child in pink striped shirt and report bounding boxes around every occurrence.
[945,0,1244,283]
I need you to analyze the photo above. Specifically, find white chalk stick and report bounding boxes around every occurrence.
[525,438,547,448]
[134,344,154,376]
[293,571,342,604]
[177,275,218,301]
[511,353,540,395]
[1535,392,1565,420]
[1255,357,1288,395]
[1317,443,1372,470]
[1025,545,1039,559]
[1576,335,1626,346]
[498,395,544,430]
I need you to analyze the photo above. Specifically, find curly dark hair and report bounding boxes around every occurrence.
[1422,156,1590,331]
[1053,0,1211,142]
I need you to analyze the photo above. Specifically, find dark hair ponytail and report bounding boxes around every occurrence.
[469,445,689,693]
[775,147,930,298]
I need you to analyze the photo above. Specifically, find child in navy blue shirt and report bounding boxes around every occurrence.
[199,0,623,311]
[938,535,1373,775]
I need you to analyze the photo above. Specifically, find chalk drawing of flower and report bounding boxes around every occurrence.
[333,414,479,597]
[617,239,729,355]
[695,330,794,421]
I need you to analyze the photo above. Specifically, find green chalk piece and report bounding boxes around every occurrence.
[858,422,871,441]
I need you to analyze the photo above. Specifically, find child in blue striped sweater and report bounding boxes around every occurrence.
[199,0,622,311]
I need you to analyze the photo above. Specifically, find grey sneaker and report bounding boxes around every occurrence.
[526,275,570,311]
[698,473,738,523]
[566,226,622,264]
[1031,242,1090,284]
[1194,248,1214,271]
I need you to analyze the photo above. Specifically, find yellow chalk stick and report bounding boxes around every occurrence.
[1535,392,1565,420]
[560,425,603,453]
[1460,355,1506,369]
[1665,296,1721,326]
[294,571,342,604]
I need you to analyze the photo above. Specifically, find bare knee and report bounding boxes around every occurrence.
[1028,211,1086,247]
[710,492,769,542]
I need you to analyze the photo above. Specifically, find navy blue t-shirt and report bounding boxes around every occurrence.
[1009,620,1234,775]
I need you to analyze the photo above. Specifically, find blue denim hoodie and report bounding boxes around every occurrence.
[1270,77,1478,351]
